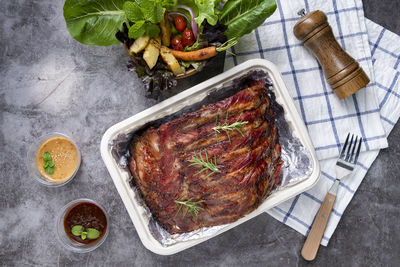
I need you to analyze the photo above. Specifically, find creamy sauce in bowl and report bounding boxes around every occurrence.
[36,137,78,182]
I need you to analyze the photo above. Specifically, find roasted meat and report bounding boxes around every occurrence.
[128,82,282,234]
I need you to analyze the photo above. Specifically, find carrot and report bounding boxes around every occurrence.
[170,46,218,61]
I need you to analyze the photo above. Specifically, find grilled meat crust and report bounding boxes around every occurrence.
[129,83,282,234]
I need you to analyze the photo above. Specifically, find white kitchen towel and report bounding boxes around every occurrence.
[225,0,400,245]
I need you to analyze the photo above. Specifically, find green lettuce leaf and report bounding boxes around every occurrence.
[63,0,126,46]
[194,0,218,26]
[220,0,277,40]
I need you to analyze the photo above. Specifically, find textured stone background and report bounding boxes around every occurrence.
[1,0,399,266]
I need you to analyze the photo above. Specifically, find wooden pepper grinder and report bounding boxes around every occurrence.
[293,10,370,99]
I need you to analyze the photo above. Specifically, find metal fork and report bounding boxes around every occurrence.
[301,133,362,261]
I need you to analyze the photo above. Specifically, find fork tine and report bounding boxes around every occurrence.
[345,134,354,161]
[349,136,358,162]
[353,137,363,164]
[340,133,350,159]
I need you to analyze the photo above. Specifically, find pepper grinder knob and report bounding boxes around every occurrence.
[293,10,369,99]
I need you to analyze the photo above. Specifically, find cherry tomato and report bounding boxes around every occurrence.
[173,16,186,32]
[171,37,184,51]
[182,29,195,47]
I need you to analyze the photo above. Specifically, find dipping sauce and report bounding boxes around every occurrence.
[63,202,107,245]
[36,136,78,182]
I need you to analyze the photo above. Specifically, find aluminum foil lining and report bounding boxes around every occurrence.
[109,70,313,247]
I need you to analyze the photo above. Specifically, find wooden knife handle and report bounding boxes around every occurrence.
[301,192,336,261]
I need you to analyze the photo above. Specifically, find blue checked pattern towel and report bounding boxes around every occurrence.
[225,0,400,246]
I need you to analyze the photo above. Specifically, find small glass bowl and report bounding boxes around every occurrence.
[56,198,109,253]
[26,132,81,187]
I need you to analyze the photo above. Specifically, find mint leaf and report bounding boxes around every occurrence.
[160,0,177,9]
[87,228,100,239]
[145,23,160,38]
[42,152,55,174]
[125,0,163,39]
[123,1,144,22]
[45,166,54,175]
[71,225,84,236]
[128,20,146,39]
[152,3,164,24]
[81,231,87,240]
[138,1,156,22]
[137,0,163,24]
[135,0,152,9]
[43,152,52,162]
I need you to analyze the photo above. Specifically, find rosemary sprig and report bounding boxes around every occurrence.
[188,150,220,179]
[213,111,248,143]
[174,194,205,218]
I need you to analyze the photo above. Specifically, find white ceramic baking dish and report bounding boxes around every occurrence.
[100,59,320,255]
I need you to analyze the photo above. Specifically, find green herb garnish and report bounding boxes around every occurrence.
[213,111,248,143]
[188,150,220,179]
[71,225,100,240]
[81,231,87,240]
[174,194,205,219]
[42,152,55,175]
[123,0,163,39]
[71,225,84,236]
[87,228,101,239]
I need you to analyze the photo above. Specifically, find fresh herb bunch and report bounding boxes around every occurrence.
[188,150,220,179]
[42,152,55,175]
[71,225,100,240]
[213,111,248,143]
[63,0,277,97]
[123,0,164,39]
[174,194,205,218]
[64,0,277,46]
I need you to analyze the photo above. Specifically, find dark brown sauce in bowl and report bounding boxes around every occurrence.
[64,202,107,245]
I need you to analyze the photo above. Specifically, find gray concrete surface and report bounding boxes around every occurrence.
[1,0,399,266]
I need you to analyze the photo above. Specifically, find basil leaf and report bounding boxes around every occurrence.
[128,21,146,39]
[63,0,126,46]
[81,231,87,240]
[145,23,161,38]
[43,162,49,168]
[45,166,54,175]
[71,225,84,236]
[87,228,100,239]
[43,152,52,162]
[48,161,55,168]
[123,1,144,22]
[220,0,277,40]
